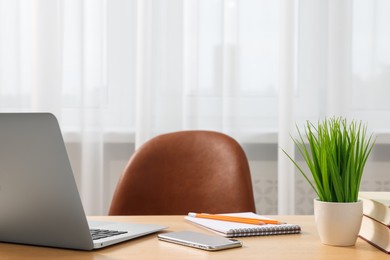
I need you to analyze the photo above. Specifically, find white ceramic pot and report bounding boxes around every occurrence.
[314,199,363,246]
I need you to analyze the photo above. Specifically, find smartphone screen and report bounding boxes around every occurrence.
[158,231,242,251]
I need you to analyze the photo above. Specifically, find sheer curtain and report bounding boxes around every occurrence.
[1,0,390,215]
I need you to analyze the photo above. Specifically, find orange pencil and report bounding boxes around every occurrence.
[187,212,285,225]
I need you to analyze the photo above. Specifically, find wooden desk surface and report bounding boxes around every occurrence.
[0,215,387,259]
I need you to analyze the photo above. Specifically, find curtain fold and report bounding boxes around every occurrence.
[326,0,352,117]
[277,0,296,215]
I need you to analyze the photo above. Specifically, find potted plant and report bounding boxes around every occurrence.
[282,117,376,246]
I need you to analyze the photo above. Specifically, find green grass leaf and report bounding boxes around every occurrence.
[282,117,376,203]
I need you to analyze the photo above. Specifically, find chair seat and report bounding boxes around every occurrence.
[109,130,256,215]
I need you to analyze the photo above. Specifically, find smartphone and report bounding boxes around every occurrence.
[157,231,242,251]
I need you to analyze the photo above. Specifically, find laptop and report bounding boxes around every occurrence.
[0,113,167,250]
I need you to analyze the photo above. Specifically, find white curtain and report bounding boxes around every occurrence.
[1,0,390,215]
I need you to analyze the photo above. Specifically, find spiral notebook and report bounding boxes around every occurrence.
[185,212,301,238]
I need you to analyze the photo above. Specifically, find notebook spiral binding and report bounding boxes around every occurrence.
[228,225,301,237]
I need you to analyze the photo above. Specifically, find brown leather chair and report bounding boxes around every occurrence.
[108,130,256,215]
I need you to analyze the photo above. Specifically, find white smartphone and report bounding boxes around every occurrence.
[157,231,242,251]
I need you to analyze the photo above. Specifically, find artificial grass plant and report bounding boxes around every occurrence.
[282,117,375,202]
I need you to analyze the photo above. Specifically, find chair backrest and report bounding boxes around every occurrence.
[108,130,256,215]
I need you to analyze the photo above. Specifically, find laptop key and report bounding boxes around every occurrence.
[90,229,128,240]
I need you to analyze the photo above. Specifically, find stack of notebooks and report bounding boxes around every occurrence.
[185,212,301,238]
[359,192,390,254]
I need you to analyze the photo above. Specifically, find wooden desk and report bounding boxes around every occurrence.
[0,215,387,259]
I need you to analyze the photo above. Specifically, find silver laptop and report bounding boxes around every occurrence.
[0,113,166,250]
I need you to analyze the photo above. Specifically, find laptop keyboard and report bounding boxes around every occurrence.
[90,229,128,240]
